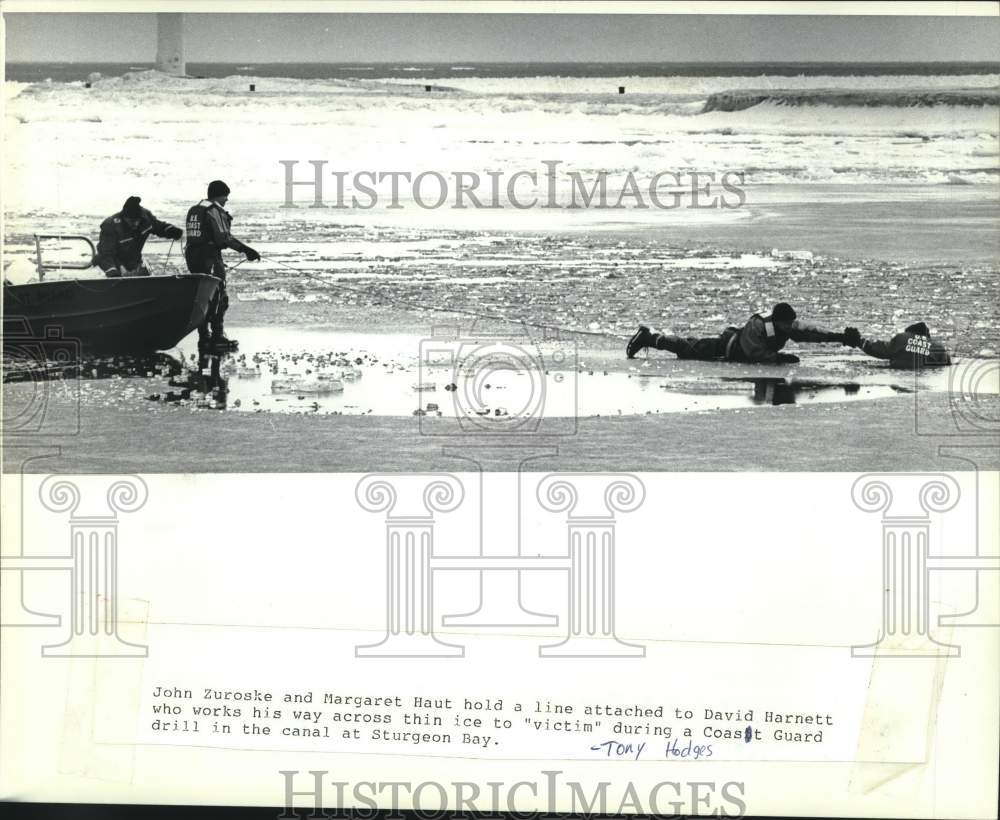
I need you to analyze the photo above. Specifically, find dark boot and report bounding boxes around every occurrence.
[626,326,655,359]
[209,336,238,353]
[209,318,238,352]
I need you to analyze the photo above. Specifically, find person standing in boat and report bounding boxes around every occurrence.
[184,180,260,352]
[97,196,183,277]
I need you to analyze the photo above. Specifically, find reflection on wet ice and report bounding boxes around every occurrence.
[2,328,958,420]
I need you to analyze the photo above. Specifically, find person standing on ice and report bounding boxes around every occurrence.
[97,196,183,277]
[184,180,260,353]
[849,321,952,368]
[626,302,860,364]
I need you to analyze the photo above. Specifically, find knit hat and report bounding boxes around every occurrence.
[122,196,143,218]
[207,180,231,199]
[772,302,797,323]
[905,322,930,336]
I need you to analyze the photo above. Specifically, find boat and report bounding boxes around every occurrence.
[3,234,220,355]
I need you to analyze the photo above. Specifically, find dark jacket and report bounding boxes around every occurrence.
[729,312,844,363]
[860,331,951,368]
[185,200,249,257]
[97,208,178,275]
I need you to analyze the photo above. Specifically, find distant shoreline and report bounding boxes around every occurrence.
[7,60,1000,83]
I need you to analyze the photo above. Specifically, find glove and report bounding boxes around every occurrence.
[244,247,261,262]
[843,327,862,348]
[775,353,800,364]
[164,225,183,240]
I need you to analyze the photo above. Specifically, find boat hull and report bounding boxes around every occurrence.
[3,274,220,355]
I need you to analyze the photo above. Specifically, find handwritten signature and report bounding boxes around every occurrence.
[590,738,716,760]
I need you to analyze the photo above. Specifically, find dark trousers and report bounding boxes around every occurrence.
[656,327,739,361]
[185,248,228,339]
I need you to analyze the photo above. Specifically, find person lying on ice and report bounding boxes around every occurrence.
[850,321,952,368]
[97,196,183,277]
[626,302,860,364]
